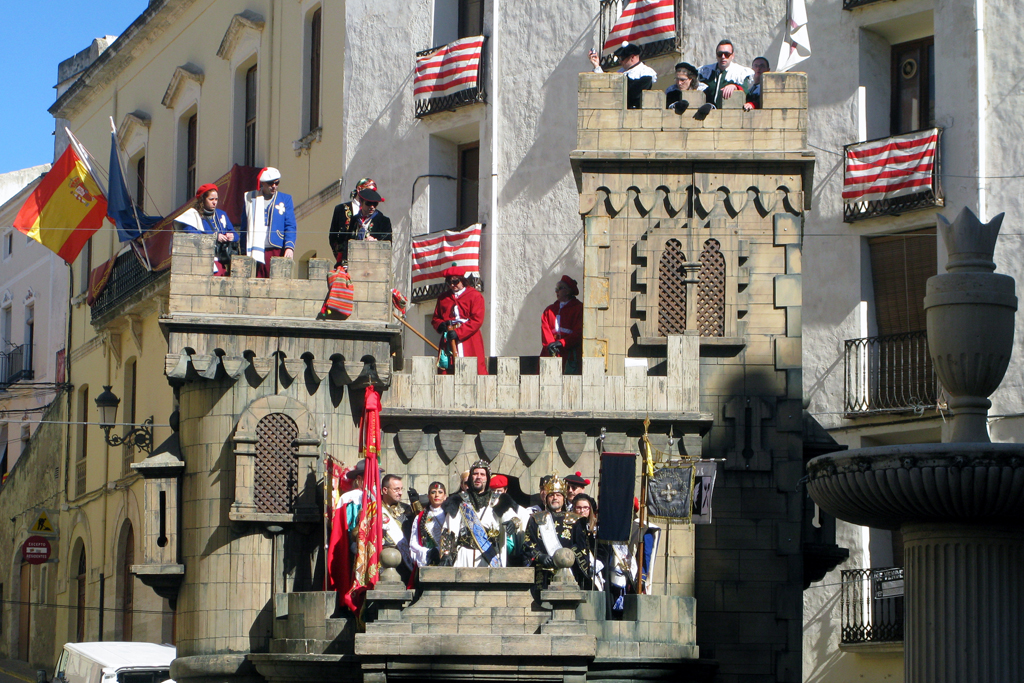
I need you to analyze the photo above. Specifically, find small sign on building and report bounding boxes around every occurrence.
[873,567,904,599]
[22,536,52,565]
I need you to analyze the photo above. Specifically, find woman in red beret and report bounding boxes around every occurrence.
[540,275,583,373]
[432,266,487,375]
[175,183,237,275]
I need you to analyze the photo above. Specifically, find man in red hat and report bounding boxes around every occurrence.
[328,179,392,265]
[242,167,296,278]
[541,275,583,374]
[432,266,487,375]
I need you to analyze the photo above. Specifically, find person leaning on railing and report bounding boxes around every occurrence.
[174,182,238,276]
[588,41,657,109]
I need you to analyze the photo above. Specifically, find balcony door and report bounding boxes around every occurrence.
[891,37,934,135]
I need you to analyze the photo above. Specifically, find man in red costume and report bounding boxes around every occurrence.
[432,266,488,375]
[541,275,583,374]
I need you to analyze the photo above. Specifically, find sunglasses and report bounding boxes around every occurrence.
[364,201,379,208]
[264,180,280,186]
[717,51,733,57]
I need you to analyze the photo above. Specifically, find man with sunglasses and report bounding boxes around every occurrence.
[431,265,487,375]
[697,39,755,110]
[242,167,296,278]
[329,183,392,265]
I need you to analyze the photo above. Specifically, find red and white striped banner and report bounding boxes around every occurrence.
[411,223,482,289]
[414,36,484,102]
[843,128,938,204]
[603,0,675,55]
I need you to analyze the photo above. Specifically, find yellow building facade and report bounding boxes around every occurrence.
[47,0,344,658]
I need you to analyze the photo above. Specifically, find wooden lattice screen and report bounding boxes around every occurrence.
[254,413,299,515]
[696,239,725,337]
[658,239,687,335]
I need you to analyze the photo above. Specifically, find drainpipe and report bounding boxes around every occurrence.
[975,0,986,219]
[487,0,501,352]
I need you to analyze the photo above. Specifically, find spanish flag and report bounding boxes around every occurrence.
[14,131,107,264]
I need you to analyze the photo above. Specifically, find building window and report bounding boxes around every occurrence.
[891,37,934,135]
[658,239,687,336]
[185,113,198,199]
[308,8,322,132]
[254,413,299,514]
[23,304,33,376]
[245,65,258,167]
[76,551,87,642]
[458,0,483,37]
[696,239,726,337]
[123,358,137,476]
[1,306,11,349]
[457,142,480,228]
[868,228,936,335]
[76,385,88,498]
[2,232,11,259]
[135,156,146,211]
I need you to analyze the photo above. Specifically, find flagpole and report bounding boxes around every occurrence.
[110,117,153,272]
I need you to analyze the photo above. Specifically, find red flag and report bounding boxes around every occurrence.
[602,0,676,56]
[410,223,481,298]
[843,129,938,204]
[414,36,484,102]
[342,387,384,612]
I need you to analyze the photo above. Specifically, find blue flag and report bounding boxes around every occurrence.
[106,133,162,242]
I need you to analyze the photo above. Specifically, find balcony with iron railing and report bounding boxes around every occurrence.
[843,128,943,223]
[0,343,33,389]
[840,567,904,645]
[842,0,889,9]
[414,37,488,118]
[844,331,939,415]
[91,247,168,323]
[598,0,682,70]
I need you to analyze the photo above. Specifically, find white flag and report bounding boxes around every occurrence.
[777,0,810,72]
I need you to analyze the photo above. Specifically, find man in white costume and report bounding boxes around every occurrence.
[438,460,519,567]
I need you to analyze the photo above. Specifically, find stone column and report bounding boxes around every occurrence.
[903,523,1024,683]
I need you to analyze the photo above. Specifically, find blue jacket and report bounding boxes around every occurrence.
[179,208,236,240]
[242,191,297,252]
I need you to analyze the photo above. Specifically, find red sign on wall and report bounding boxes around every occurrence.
[22,536,51,565]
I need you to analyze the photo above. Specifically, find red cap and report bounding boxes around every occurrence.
[195,183,219,198]
[559,275,579,297]
[443,266,468,279]
[490,474,508,488]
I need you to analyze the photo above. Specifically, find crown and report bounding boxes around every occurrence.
[542,473,567,495]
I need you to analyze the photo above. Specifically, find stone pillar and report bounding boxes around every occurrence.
[903,523,1024,683]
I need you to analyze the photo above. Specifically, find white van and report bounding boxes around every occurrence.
[51,642,175,683]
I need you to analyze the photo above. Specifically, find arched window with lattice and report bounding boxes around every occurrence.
[658,239,687,335]
[697,238,726,337]
[254,413,299,514]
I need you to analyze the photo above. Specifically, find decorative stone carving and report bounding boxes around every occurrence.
[161,63,204,109]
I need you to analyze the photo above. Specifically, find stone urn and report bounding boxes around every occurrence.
[924,207,1017,442]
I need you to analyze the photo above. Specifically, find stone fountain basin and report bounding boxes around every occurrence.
[807,443,1024,530]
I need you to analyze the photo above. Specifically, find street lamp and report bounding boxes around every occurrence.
[94,385,153,454]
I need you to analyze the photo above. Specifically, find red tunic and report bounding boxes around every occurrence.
[540,298,583,369]
[432,286,488,375]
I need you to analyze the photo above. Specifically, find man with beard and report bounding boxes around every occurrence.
[381,474,414,582]
[438,460,519,567]
[524,474,591,587]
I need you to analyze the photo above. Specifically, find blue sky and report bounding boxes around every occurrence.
[1,2,146,175]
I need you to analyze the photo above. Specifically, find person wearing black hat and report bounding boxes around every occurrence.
[588,41,658,109]
[329,184,392,265]
[563,471,590,503]
[540,275,583,374]
[665,62,711,112]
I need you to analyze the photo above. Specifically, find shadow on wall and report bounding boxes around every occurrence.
[500,226,584,356]
[498,16,599,208]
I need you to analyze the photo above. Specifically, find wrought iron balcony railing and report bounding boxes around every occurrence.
[843,0,888,9]
[841,567,904,644]
[844,331,939,415]
[598,0,682,70]
[0,343,33,389]
[91,247,168,323]
[843,128,943,223]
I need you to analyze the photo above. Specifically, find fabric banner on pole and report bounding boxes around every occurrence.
[646,465,695,521]
[602,0,676,55]
[777,0,811,72]
[13,131,106,264]
[107,132,162,242]
[598,452,637,542]
[691,460,718,524]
